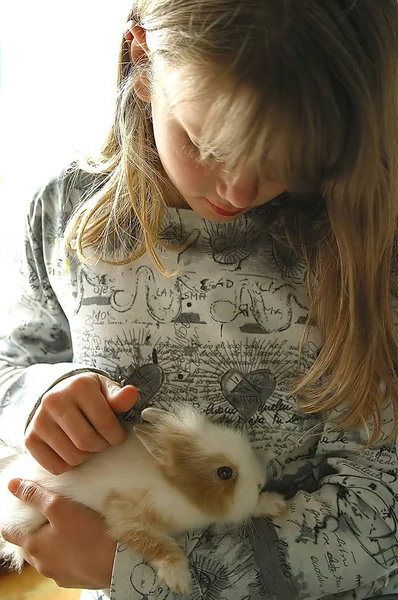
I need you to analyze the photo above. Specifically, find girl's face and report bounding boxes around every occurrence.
[150,81,285,221]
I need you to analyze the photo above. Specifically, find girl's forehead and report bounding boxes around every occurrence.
[161,71,252,136]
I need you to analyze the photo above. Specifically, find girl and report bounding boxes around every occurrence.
[1,1,398,599]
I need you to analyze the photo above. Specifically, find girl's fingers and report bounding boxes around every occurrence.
[54,406,110,453]
[79,394,127,447]
[24,437,72,475]
[105,384,138,413]
[40,421,94,467]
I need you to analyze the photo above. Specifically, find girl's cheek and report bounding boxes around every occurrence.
[173,152,207,186]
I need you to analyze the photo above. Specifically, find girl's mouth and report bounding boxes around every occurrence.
[207,200,243,217]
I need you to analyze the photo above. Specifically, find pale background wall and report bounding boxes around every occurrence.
[0,0,131,276]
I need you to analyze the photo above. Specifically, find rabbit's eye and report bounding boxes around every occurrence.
[217,466,234,480]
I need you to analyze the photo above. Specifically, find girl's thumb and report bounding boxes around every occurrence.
[102,379,139,413]
[8,479,54,516]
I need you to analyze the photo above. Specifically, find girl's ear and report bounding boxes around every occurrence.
[124,22,151,102]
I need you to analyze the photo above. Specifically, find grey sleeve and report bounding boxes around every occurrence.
[0,182,108,450]
[250,407,398,599]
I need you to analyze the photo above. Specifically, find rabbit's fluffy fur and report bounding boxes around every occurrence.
[0,406,286,594]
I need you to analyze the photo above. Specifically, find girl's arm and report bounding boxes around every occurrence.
[255,406,398,599]
[0,176,114,452]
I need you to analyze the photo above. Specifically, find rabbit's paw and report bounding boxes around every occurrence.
[254,491,287,518]
[154,557,191,595]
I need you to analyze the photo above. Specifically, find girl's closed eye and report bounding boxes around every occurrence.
[180,133,200,160]
[180,133,218,168]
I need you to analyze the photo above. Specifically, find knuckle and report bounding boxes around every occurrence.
[112,430,126,446]
[68,373,99,395]
[24,429,39,448]
[24,537,39,556]
[95,416,114,433]
[71,434,92,452]
[46,494,63,515]
[37,564,54,579]
[101,422,124,445]
[41,391,60,412]
[73,440,88,452]
[74,438,98,452]
[48,464,67,475]
[20,483,39,505]
[67,453,87,467]
[42,374,100,410]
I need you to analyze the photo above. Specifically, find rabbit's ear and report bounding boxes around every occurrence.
[141,407,168,424]
[134,424,166,463]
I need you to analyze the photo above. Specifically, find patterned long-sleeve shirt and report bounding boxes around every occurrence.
[1,167,398,600]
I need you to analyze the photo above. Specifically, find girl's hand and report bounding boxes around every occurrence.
[25,373,138,474]
[1,479,116,590]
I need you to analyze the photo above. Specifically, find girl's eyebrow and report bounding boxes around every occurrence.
[175,114,202,147]
[185,129,201,147]
[176,112,201,139]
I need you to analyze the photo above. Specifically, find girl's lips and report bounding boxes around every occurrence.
[207,200,243,217]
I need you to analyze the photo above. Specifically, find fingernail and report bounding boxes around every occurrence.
[8,478,22,495]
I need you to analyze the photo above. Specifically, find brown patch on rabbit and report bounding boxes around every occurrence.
[162,437,238,517]
[134,408,239,518]
[105,490,176,536]
[105,490,191,594]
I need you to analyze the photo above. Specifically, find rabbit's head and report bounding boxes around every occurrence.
[134,405,266,524]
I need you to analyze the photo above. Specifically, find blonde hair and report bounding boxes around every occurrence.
[66,0,398,442]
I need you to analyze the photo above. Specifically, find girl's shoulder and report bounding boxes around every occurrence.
[28,162,103,232]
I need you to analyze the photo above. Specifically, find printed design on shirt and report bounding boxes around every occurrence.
[202,211,307,284]
[74,324,311,437]
[184,528,259,600]
[266,460,321,499]
[202,216,261,269]
[117,527,262,600]
[268,238,307,284]
[72,268,309,346]
[122,352,165,420]
[241,279,307,334]
[157,210,201,260]
[0,372,29,411]
[163,335,288,426]
[327,472,398,570]
[258,459,398,596]
[42,209,66,248]
[248,515,306,599]
[116,549,160,599]
[73,265,184,323]
[13,300,71,360]
[11,173,398,600]
[195,276,308,335]
[220,367,276,421]
[23,242,64,315]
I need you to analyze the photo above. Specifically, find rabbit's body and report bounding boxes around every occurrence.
[0,406,287,594]
[0,434,211,537]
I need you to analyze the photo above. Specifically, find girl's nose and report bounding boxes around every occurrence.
[215,170,259,208]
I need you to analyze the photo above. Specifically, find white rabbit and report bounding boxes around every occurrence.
[0,405,286,594]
